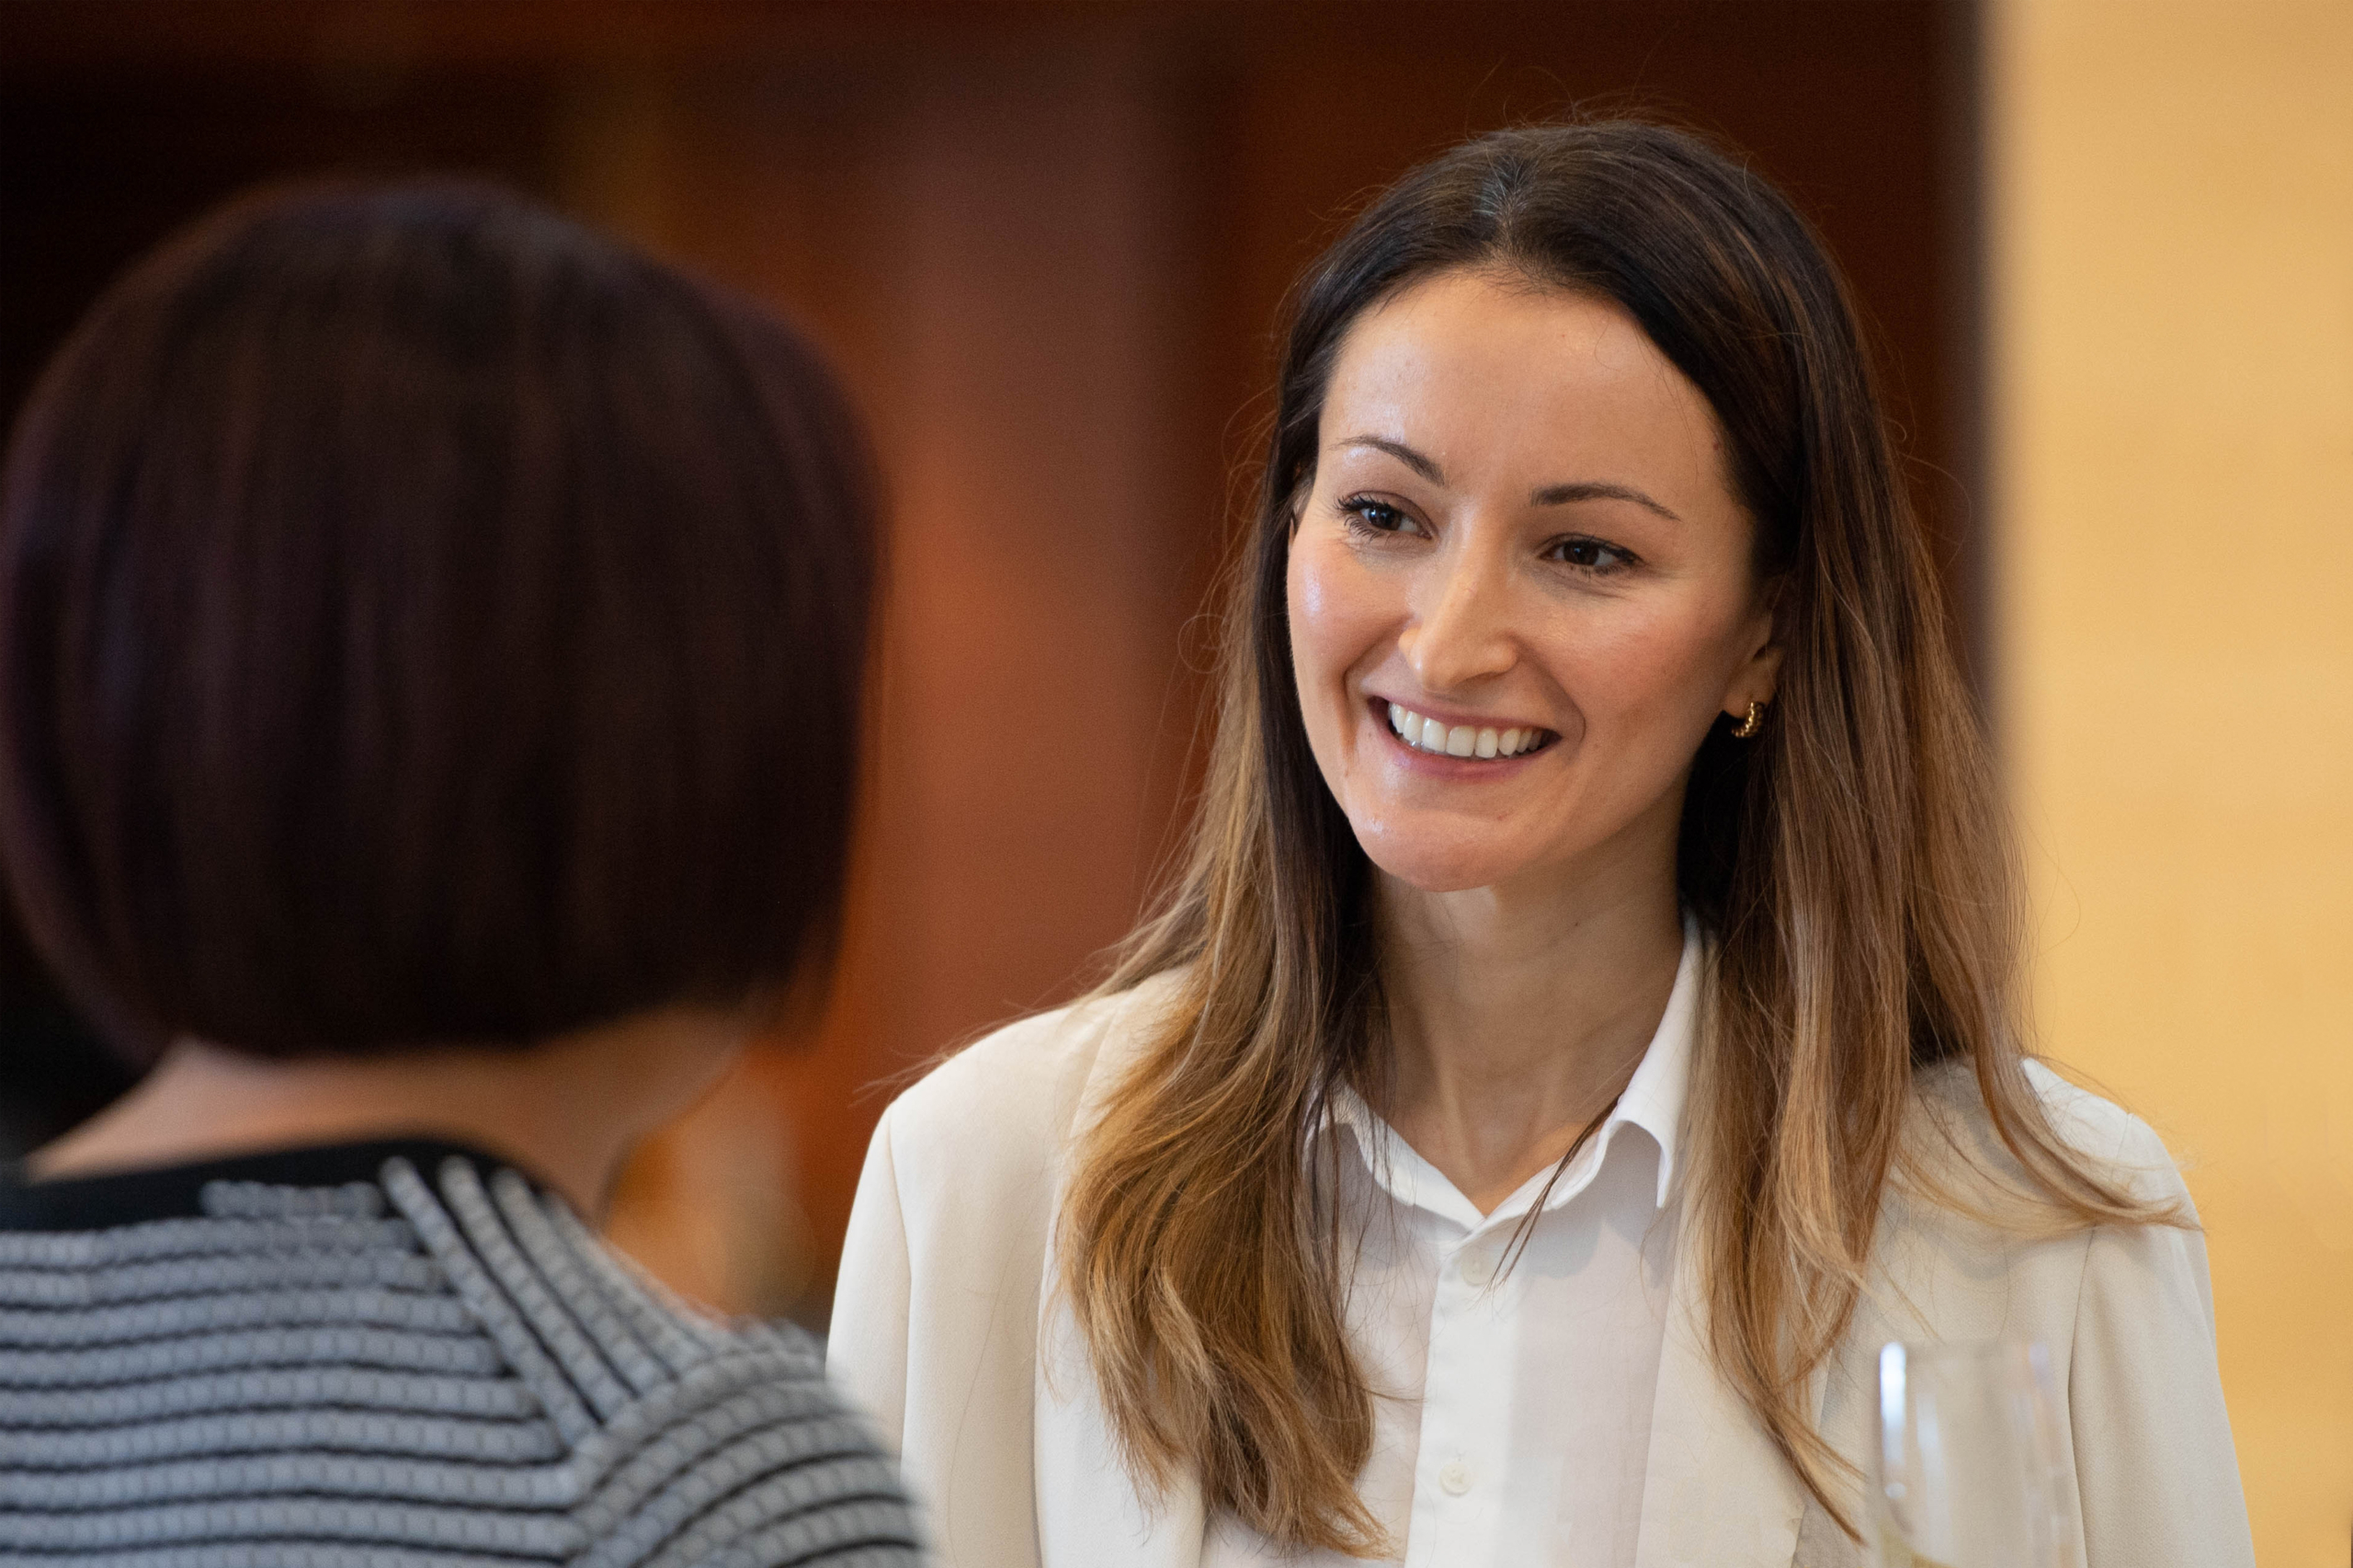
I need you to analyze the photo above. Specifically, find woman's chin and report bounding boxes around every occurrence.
[1352,832,1531,896]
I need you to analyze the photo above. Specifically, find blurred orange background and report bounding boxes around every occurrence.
[0,0,1984,1314]
[3,2,2342,1561]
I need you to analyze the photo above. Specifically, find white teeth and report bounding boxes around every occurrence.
[1383,705,1543,759]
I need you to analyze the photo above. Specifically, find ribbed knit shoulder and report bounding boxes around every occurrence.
[0,1153,924,1568]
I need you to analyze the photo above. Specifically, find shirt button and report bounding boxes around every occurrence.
[1459,1246,1496,1287]
[1438,1459,1474,1495]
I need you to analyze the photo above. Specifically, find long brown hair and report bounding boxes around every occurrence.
[1058,122,2159,1552]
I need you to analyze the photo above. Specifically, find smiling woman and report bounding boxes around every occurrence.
[1287,277,1778,905]
[827,122,2256,1568]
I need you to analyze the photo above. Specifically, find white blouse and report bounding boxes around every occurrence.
[831,928,2255,1568]
[1202,927,1699,1568]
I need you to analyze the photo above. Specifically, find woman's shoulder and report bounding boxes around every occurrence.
[875,969,1186,1189]
[1910,1054,2188,1208]
[1877,1057,2206,1349]
[2018,1060,2183,1197]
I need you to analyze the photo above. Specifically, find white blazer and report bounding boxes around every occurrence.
[828,975,2256,1568]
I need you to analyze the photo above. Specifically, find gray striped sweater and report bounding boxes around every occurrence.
[0,1140,924,1567]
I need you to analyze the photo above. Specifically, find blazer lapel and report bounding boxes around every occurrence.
[1794,1315,1876,1568]
[1032,1290,1208,1568]
[1029,989,1207,1568]
[1634,1212,1808,1568]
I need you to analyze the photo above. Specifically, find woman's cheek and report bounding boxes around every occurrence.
[1570,606,1717,715]
[1290,539,1374,688]
[1290,535,1340,632]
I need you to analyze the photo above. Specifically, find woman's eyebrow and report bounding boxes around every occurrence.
[1531,480,1682,522]
[1337,435,1682,523]
[1337,435,1446,484]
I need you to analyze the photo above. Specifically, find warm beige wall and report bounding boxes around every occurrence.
[1989,2,2353,1561]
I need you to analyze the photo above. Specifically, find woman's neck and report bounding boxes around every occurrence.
[27,1006,748,1215]
[1374,840,1685,1215]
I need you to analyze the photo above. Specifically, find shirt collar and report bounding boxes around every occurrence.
[1615,912,1699,1208]
[1321,914,1701,1220]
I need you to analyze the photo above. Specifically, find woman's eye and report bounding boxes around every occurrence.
[1548,535,1636,573]
[1338,496,1418,537]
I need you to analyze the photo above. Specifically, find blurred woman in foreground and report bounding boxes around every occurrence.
[0,183,921,1565]
[831,123,2252,1566]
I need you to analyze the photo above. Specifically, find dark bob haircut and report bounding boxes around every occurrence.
[0,181,877,1060]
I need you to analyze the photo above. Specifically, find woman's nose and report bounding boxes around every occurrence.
[1399,546,1518,693]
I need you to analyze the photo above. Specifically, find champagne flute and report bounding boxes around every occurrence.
[1871,1340,2081,1568]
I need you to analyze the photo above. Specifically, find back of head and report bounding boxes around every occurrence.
[0,181,877,1059]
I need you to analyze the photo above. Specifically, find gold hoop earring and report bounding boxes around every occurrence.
[1731,699,1765,740]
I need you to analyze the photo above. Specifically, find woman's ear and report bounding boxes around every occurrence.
[1725,642,1785,718]
[1722,579,1787,717]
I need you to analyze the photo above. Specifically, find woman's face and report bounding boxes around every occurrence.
[1285,267,1780,896]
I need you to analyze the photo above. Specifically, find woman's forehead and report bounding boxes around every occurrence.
[1317,272,1727,505]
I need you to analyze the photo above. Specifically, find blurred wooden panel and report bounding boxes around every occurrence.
[553,34,1218,1316]
[0,1,1972,1326]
